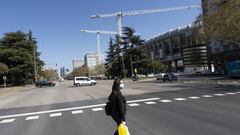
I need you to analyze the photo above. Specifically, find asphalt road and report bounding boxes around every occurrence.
[0,78,239,135]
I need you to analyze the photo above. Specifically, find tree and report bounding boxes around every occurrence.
[0,31,44,85]
[105,36,122,77]
[154,60,166,73]
[0,63,9,85]
[39,69,59,81]
[71,66,90,77]
[105,27,151,77]
[0,63,9,75]
[121,27,150,76]
[203,0,240,45]
[94,64,106,76]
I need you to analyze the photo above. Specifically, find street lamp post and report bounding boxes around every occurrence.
[33,41,37,83]
[151,51,155,75]
[32,40,45,83]
[119,52,126,79]
[130,54,134,77]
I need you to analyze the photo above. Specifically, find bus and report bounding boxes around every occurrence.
[227,61,240,78]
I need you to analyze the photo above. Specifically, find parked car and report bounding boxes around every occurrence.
[132,74,140,81]
[59,78,64,82]
[35,80,55,87]
[73,76,97,86]
[162,73,178,82]
[156,73,166,80]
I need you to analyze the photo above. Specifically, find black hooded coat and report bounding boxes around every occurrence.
[108,79,127,125]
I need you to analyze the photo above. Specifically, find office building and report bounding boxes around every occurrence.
[84,52,98,69]
[60,66,65,78]
[72,59,84,70]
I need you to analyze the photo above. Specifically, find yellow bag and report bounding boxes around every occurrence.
[118,123,130,135]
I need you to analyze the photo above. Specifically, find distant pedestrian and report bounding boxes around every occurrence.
[108,78,127,135]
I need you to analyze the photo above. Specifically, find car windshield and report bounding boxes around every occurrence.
[1,1,239,135]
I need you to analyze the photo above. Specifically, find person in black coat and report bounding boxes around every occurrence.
[108,78,127,135]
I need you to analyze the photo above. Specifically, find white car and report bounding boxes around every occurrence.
[156,73,166,80]
[73,76,97,86]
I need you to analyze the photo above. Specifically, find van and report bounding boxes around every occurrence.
[73,76,97,86]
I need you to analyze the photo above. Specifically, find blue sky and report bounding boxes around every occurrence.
[0,0,201,71]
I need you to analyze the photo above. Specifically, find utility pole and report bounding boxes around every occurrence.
[29,31,37,83]
[33,41,37,82]
[130,54,134,77]
[151,51,155,75]
[120,52,126,79]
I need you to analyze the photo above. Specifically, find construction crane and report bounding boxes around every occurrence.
[80,30,118,65]
[91,5,201,37]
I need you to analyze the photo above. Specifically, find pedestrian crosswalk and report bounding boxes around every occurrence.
[25,116,39,120]
[0,91,239,125]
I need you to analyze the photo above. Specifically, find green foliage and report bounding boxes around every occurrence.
[154,60,166,73]
[105,27,151,78]
[39,69,59,81]
[0,31,44,85]
[105,36,122,77]
[203,0,240,44]
[0,63,9,75]
[71,66,90,77]
[94,64,106,76]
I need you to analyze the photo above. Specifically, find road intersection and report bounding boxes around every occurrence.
[0,78,239,135]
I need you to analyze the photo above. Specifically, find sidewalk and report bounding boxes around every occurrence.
[0,85,35,95]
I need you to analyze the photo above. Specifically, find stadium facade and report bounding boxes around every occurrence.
[143,24,208,73]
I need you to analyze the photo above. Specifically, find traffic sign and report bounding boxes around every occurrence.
[3,76,7,80]
[3,76,7,88]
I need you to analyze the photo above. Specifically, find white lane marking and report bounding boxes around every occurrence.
[0,118,15,124]
[160,100,172,103]
[25,116,39,120]
[0,97,159,119]
[127,98,160,103]
[92,108,103,112]
[128,103,140,107]
[50,113,62,117]
[188,96,200,99]
[174,98,187,101]
[72,110,83,114]
[236,92,240,94]
[213,94,225,96]
[225,92,237,95]
[144,101,156,105]
[201,95,213,98]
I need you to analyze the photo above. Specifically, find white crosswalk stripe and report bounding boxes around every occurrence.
[72,110,83,114]
[201,95,213,98]
[144,101,156,105]
[213,94,225,96]
[188,96,200,99]
[0,118,15,124]
[50,113,62,117]
[0,93,238,124]
[128,103,140,106]
[160,100,172,103]
[25,116,39,120]
[92,108,103,111]
[174,98,187,101]
[225,92,237,95]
